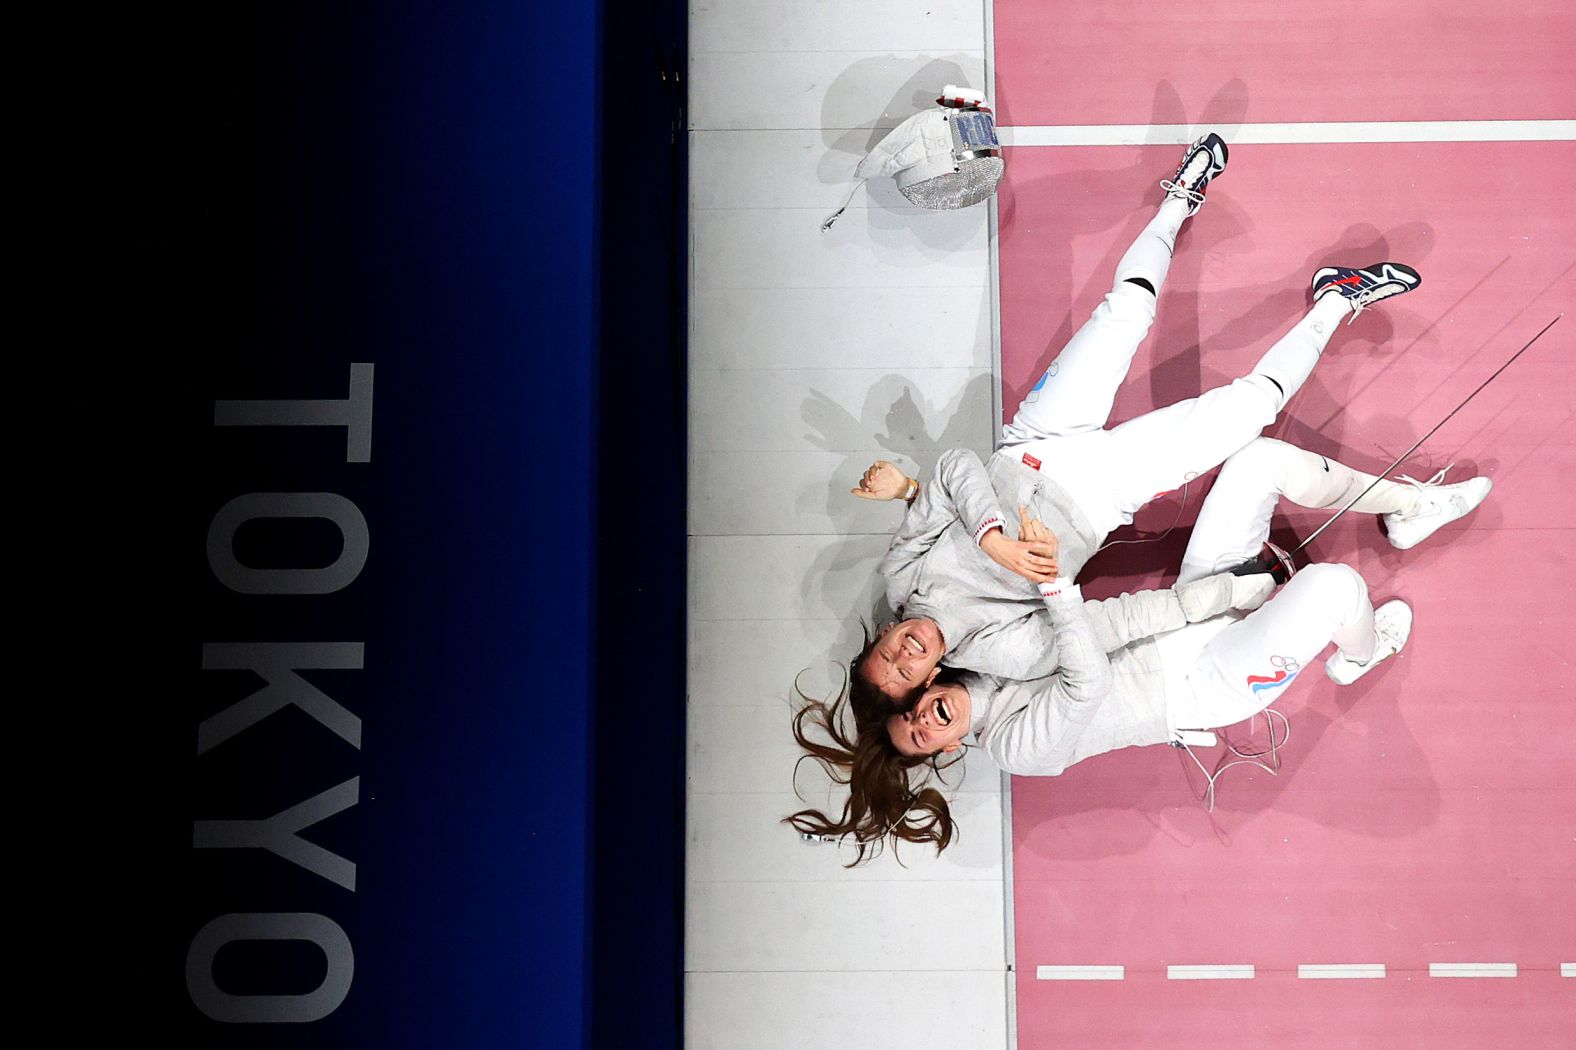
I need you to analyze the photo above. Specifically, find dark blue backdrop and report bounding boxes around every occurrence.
[53,2,684,1046]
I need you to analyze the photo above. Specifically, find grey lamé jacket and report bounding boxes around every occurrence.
[882,448,1239,680]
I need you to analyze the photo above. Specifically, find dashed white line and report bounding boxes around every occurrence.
[1429,963,1519,979]
[998,119,1576,148]
[1168,965,1255,981]
[1298,964,1387,980]
[1036,960,1563,981]
[1036,965,1124,981]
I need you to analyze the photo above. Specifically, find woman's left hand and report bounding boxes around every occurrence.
[1017,506,1060,560]
[978,506,1060,582]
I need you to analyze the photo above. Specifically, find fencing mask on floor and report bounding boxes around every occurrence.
[822,85,1003,231]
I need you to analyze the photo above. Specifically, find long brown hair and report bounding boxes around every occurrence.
[783,632,964,866]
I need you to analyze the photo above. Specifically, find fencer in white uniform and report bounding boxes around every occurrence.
[885,436,1492,776]
[855,133,1459,704]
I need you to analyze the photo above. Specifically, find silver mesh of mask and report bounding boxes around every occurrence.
[898,156,1004,210]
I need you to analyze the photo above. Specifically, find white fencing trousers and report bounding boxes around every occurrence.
[1002,270,1348,452]
[1178,437,1421,583]
[1160,438,1388,731]
[1000,273,1161,446]
[1011,375,1282,538]
[1000,292,1347,539]
[1164,564,1378,732]
[1000,197,1190,447]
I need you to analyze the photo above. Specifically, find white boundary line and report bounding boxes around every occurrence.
[1032,961,1576,980]
[1429,963,1519,979]
[999,119,1576,147]
[1168,965,1256,981]
[1298,964,1387,980]
[1036,965,1125,981]
[981,6,1018,1050]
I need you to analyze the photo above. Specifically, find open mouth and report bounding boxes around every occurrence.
[935,697,952,726]
[905,634,926,656]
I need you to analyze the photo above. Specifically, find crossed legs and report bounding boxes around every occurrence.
[1165,438,1418,730]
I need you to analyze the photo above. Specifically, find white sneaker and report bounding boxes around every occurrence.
[1325,599,1413,685]
[1383,469,1492,550]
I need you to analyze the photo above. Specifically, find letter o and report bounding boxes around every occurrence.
[206,493,369,594]
[186,912,354,1023]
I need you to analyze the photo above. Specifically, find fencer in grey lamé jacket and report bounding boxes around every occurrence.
[960,583,1191,776]
[882,447,1241,680]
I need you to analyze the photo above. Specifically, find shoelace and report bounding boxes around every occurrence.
[1394,464,1454,516]
[1342,276,1411,324]
[1373,619,1406,659]
[1159,178,1206,208]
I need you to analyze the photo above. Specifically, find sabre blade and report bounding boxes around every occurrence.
[1292,312,1562,555]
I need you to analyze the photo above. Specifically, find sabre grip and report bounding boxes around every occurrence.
[1227,541,1296,585]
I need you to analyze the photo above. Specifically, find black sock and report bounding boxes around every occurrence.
[1123,277,1156,296]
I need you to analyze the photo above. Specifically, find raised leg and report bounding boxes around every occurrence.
[1000,197,1193,445]
[1002,136,1235,445]
[1019,294,1351,537]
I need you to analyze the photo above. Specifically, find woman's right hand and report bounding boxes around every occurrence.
[851,460,913,501]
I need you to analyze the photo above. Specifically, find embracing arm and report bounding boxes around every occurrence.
[1080,572,1277,652]
[982,582,1114,776]
[956,569,1277,679]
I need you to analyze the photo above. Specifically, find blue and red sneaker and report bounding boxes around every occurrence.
[1160,132,1229,215]
[1312,262,1421,322]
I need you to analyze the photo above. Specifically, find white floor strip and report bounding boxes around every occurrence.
[1429,963,1519,979]
[1168,965,1255,981]
[1035,965,1124,981]
[1562,963,1575,978]
[999,120,1576,148]
[1298,964,1387,980]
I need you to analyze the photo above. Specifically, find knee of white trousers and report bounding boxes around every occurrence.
[1101,278,1159,324]
[1203,375,1281,432]
[1212,437,1309,510]
[1217,437,1294,490]
[1112,259,1166,294]
[1238,372,1291,412]
[1293,562,1370,630]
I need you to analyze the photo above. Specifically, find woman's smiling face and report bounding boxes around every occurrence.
[886,679,972,757]
[860,618,946,701]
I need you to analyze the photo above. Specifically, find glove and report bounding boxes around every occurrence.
[1228,572,1275,613]
[1175,571,1274,622]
